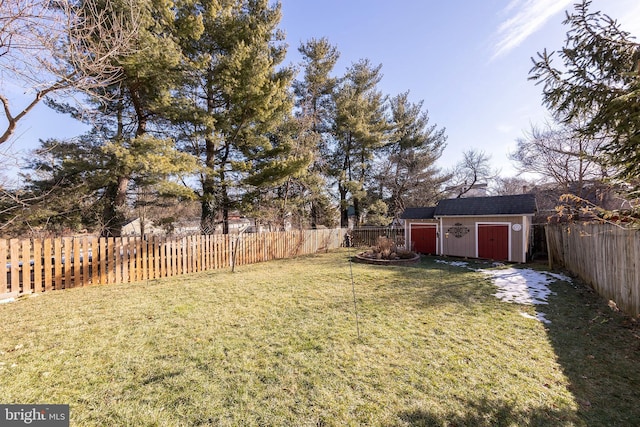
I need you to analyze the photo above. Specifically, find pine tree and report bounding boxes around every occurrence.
[289,38,340,227]
[331,59,388,227]
[378,92,448,216]
[36,0,201,236]
[175,0,293,234]
[22,132,196,235]
[529,0,640,181]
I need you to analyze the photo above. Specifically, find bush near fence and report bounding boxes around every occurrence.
[1,228,346,297]
[546,223,640,316]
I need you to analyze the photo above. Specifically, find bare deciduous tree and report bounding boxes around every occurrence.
[509,123,612,195]
[447,149,497,198]
[0,0,140,145]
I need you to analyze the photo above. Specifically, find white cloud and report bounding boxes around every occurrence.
[492,0,574,60]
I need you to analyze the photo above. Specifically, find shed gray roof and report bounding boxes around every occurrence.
[400,207,436,219]
[435,194,536,216]
[401,194,536,219]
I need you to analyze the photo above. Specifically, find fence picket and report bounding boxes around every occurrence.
[9,239,19,293]
[43,238,54,292]
[73,237,82,287]
[82,237,91,286]
[21,239,31,293]
[33,239,42,293]
[53,239,62,289]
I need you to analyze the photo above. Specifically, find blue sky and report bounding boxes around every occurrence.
[278,0,640,174]
[2,0,640,181]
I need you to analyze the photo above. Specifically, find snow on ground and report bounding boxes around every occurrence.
[436,259,573,324]
[484,267,557,305]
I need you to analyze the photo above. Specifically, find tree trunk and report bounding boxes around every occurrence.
[339,182,349,228]
[102,175,129,237]
[200,134,218,234]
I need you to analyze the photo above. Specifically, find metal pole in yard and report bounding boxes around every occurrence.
[347,242,361,340]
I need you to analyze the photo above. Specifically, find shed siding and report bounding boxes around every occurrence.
[440,215,530,263]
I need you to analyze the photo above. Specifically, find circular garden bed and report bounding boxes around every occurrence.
[352,251,421,265]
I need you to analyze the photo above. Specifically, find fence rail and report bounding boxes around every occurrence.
[546,223,640,316]
[1,228,346,297]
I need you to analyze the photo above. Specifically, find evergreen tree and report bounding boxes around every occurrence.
[22,133,196,235]
[331,59,388,227]
[378,92,448,216]
[529,0,640,181]
[175,0,293,234]
[289,38,340,227]
[35,0,201,235]
[240,116,317,230]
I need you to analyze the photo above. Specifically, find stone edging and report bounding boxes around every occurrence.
[352,252,421,265]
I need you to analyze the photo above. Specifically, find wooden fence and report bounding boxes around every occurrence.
[1,228,346,297]
[546,223,640,316]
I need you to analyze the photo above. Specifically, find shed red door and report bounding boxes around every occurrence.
[411,225,437,254]
[478,225,509,261]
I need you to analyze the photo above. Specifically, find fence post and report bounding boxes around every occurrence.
[0,240,7,294]
[546,225,553,270]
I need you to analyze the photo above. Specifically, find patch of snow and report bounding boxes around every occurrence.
[435,259,572,324]
[483,268,558,305]
[435,259,470,268]
[0,298,15,304]
[482,267,571,324]
[520,311,551,324]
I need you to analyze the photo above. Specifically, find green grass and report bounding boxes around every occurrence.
[1,250,639,426]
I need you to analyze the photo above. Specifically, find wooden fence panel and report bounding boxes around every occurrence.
[348,227,404,248]
[1,228,348,298]
[547,223,640,316]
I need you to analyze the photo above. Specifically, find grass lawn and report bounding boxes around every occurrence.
[1,249,639,426]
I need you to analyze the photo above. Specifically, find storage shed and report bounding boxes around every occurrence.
[400,194,537,263]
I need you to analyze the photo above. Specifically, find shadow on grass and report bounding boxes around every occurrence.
[542,277,640,426]
[395,397,577,426]
[352,253,640,425]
